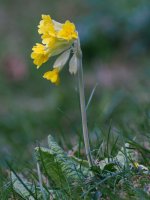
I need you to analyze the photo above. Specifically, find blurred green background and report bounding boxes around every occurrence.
[0,0,150,169]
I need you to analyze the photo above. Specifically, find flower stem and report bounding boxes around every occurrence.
[76,39,93,167]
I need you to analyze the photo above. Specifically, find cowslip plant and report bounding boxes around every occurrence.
[10,14,150,200]
[31,14,93,167]
[10,15,95,199]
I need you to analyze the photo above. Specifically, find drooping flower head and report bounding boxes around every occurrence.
[31,15,79,84]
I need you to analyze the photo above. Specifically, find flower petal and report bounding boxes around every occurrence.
[31,43,49,68]
[57,20,78,41]
[43,69,60,85]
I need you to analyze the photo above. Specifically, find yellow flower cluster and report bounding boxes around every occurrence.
[31,15,78,84]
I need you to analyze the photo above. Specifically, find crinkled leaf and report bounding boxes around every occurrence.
[11,172,66,199]
[11,172,41,199]
[35,135,90,188]
[48,135,89,177]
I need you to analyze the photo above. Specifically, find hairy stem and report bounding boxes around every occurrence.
[76,39,93,167]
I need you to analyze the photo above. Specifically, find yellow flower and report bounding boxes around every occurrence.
[57,20,78,41]
[31,43,49,68]
[133,162,139,168]
[38,15,78,44]
[43,68,60,85]
[31,14,79,84]
[38,15,56,37]
[38,15,56,46]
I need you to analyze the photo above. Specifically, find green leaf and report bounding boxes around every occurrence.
[35,135,90,188]
[11,172,66,199]
[11,172,39,199]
